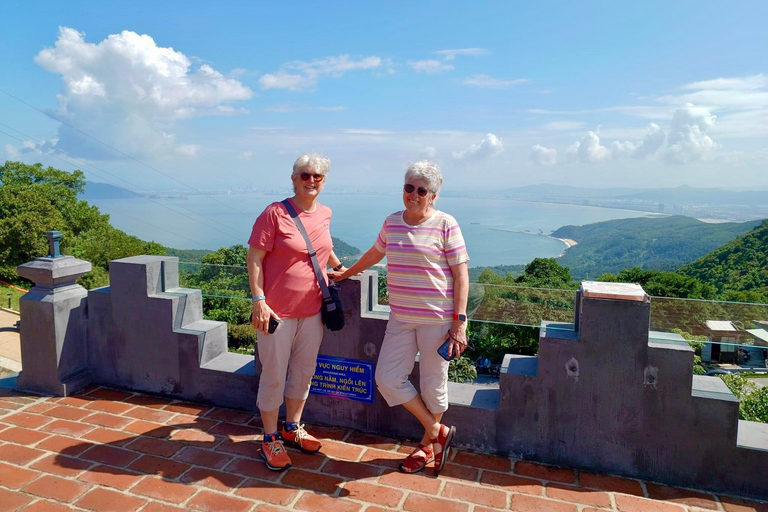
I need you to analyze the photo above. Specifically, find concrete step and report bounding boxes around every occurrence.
[178,319,228,366]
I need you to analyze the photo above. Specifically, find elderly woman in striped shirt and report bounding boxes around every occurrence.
[330,161,469,475]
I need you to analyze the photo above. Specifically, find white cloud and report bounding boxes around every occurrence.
[421,146,437,157]
[433,48,489,61]
[542,121,585,131]
[529,144,557,165]
[264,104,347,113]
[408,60,455,74]
[4,144,20,159]
[238,151,253,160]
[175,144,200,158]
[452,133,504,159]
[462,74,529,89]
[259,54,386,91]
[572,131,611,164]
[34,27,253,160]
[682,74,768,91]
[665,105,717,163]
[342,129,392,136]
[633,123,666,158]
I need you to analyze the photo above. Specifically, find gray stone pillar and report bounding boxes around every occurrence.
[16,231,92,395]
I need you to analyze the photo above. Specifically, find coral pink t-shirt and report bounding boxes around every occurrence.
[248,199,333,319]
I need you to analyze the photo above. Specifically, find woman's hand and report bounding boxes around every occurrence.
[447,319,469,357]
[252,300,280,335]
[328,266,348,282]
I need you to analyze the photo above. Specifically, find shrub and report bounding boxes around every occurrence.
[448,356,477,383]
[741,386,768,423]
[228,323,257,351]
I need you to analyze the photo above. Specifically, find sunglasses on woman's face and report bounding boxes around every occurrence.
[300,172,325,182]
[403,184,429,197]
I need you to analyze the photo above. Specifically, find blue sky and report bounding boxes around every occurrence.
[1,0,767,192]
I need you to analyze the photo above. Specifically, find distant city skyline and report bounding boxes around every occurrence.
[1,1,767,193]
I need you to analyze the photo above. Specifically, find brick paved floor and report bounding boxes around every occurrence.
[0,385,766,512]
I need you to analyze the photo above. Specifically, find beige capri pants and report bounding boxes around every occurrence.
[375,316,452,414]
[256,312,323,412]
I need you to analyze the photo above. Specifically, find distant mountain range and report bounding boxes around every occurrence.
[81,181,140,200]
[553,215,763,279]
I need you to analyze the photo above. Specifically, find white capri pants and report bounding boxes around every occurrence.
[256,312,323,412]
[375,316,452,414]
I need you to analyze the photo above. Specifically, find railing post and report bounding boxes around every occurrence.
[15,230,92,395]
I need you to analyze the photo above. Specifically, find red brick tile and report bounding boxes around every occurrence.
[720,496,768,512]
[84,400,135,415]
[254,505,295,512]
[187,490,252,512]
[646,483,719,510]
[481,470,543,495]
[165,402,212,416]
[359,447,405,469]
[0,443,45,465]
[131,475,197,503]
[80,445,140,467]
[174,446,232,469]
[0,400,22,411]
[321,459,381,480]
[2,412,52,429]
[281,448,324,470]
[0,461,40,489]
[546,483,612,508]
[169,428,219,446]
[138,503,188,512]
[364,508,398,512]
[223,456,282,482]
[23,474,91,502]
[180,466,244,492]
[215,438,260,458]
[0,486,33,512]
[440,462,478,482]
[346,431,400,451]
[30,453,91,477]
[57,395,95,408]
[443,481,507,509]
[515,461,575,484]
[295,492,363,512]
[248,416,264,428]
[303,424,348,441]
[124,394,173,409]
[320,439,364,461]
[509,494,579,512]
[452,450,512,472]
[122,407,175,424]
[204,407,254,424]
[579,471,644,496]
[236,479,301,505]
[15,501,73,512]
[379,469,441,494]
[82,412,133,429]
[615,494,687,512]
[77,464,143,490]
[403,493,469,512]
[343,480,403,508]
[1,426,50,445]
[23,402,57,414]
[85,388,134,401]
[124,420,174,438]
[75,487,147,512]
[282,468,343,494]
[208,421,260,438]
[81,427,134,446]
[40,419,94,437]
[128,454,191,479]
[46,405,93,421]
[166,414,218,432]
[125,437,183,458]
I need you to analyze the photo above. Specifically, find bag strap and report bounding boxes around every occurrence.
[281,199,336,311]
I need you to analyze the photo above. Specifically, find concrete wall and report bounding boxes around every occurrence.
[16,255,768,499]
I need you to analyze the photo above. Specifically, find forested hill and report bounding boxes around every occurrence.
[678,220,768,299]
[552,216,762,280]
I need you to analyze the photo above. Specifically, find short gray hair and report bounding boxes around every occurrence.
[292,153,331,178]
[405,160,443,195]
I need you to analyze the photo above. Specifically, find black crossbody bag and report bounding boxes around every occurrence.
[282,199,345,331]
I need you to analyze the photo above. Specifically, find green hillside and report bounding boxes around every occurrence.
[678,219,768,301]
[553,216,761,280]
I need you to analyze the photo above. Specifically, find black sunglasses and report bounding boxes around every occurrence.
[403,184,430,197]
[300,172,325,182]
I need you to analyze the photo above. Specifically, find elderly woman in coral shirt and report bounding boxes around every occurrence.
[331,160,469,475]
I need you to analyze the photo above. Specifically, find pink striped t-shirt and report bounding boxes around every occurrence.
[374,210,469,324]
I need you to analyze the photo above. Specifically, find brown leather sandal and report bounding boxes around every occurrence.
[399,443,435,474]
[430,424,456,476]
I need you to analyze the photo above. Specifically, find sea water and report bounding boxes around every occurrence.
[90,193,650,268]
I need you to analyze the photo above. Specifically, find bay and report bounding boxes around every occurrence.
[90,193,652,268]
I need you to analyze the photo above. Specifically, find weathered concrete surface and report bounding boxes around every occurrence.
[15,256,92,395]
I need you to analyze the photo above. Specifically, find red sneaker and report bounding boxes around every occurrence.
[260,439,292,471]
[281,423,322,453]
